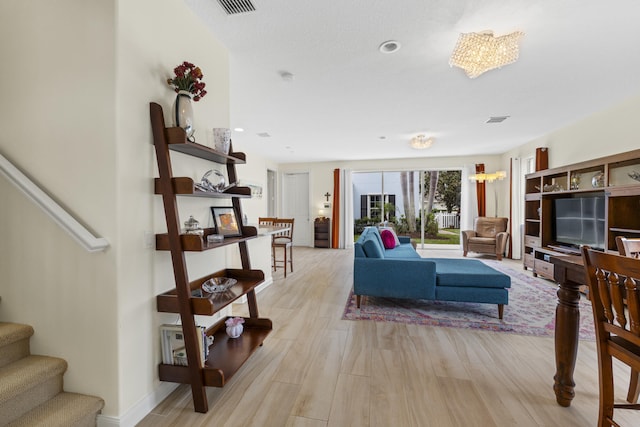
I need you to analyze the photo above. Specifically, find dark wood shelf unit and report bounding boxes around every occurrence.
[155,227,258,251]
[150,102,271,413]
[153,177,252,197]
[523,148,640,279]
[164,127,246,164]
[158,316,272,387]
[156,269,265,315]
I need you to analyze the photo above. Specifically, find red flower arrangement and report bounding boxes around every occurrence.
[166,61,207,101]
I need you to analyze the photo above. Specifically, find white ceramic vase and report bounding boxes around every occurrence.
[172,90,194,138]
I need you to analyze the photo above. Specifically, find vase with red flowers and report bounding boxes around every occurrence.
[167,61,207,140]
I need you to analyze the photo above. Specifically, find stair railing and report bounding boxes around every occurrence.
[0,153,109,252]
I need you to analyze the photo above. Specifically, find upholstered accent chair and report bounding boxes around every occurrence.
[462,217,509,261]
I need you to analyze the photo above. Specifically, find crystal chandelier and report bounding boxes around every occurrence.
[449,31,524,78]
[409,134,434,150]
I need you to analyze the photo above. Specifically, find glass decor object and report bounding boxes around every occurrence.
[201,277,237,294]
[183,215,203,236]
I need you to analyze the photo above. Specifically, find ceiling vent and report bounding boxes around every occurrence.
[217,0,256,15]
[486,116,510,123]
[257,132,271,138]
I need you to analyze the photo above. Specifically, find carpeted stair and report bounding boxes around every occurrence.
[0,322,104,426]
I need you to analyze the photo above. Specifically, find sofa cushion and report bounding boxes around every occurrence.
[425,258,511,289]
[380,230,396,249]
[362,238,385,258]
[385,244,421,258]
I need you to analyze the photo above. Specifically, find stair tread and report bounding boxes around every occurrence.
[0,355,67,405]
[6,392,104,427]
[0,323,33,348]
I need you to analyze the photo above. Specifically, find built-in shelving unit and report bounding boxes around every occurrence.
[150,102,271,413]
[523,148,640,280]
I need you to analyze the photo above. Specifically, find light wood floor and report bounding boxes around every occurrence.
[137,247,639,426]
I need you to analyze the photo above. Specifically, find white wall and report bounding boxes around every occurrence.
[0,0,119,414]
[0,0,275,423]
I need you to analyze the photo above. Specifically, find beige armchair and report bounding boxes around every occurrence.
[462,217,509,260]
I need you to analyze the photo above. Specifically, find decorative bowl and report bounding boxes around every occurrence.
[202,277,237,294]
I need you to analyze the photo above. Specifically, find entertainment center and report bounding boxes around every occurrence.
[523,148,640,280]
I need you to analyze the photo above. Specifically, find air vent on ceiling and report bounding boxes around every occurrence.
[257,132,271,138]
[217,0,256,15]
[486,116,510,123]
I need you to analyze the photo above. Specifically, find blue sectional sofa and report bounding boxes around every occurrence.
[353,227,511,319]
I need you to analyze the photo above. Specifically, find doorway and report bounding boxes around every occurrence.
[282,172,311,246]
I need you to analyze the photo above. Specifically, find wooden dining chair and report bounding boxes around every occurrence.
[258,217,276,226]
[581,246,640,426]
[272,218,294,277]
[616,236,640,259]
[615,236,640,403]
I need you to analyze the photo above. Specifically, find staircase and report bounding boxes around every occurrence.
[0,322,104,426]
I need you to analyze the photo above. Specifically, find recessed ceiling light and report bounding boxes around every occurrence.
[379,40,401,54]
[379,136,386,140]
[234,127,244,132]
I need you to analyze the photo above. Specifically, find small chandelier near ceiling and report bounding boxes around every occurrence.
[468,170,507,183]
[410,134,434,150]
[449,30,524,79]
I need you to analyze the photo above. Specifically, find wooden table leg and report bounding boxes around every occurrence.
[553,279,582,407]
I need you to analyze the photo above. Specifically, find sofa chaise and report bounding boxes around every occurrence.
[353,227,511,319]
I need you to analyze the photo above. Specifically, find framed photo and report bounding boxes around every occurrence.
[210,206,242,237]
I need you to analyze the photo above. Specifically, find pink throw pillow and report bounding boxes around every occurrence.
[380,229,396,249]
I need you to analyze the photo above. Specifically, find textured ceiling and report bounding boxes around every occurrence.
[186,0,640,163]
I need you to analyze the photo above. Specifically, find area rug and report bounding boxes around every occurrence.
[342,260,595,340]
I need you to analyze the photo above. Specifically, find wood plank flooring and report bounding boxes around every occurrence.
[137,247,639,426]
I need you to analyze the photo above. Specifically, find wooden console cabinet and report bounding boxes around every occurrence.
[314,218,330,248]
[523,148,640,278]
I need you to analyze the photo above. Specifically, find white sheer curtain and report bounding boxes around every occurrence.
[339,168,354,248]
[460,164,478,233]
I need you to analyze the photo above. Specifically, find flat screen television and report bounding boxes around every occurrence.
[553,195,605,251]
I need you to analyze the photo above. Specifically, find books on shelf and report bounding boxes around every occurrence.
[160,324,210,366]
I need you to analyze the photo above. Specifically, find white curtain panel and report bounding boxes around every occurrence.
[460,164,478,233]
[339,168,354,249]
[511,158,523,260]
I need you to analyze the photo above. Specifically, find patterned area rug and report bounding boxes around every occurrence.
[342,260,595,340]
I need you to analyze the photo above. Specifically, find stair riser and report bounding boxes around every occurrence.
[0,338,30,369]
[0,374,63,424]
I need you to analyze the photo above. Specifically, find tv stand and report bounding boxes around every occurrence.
[547,245,580,255]
[523,148,640,280]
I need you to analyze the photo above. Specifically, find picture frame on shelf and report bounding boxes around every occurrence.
[210,206,242,237]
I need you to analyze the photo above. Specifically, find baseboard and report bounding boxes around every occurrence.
[96,382,179,427]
